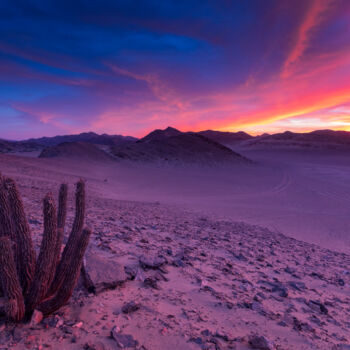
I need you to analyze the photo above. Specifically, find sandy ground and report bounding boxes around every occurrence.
[0,150,350,349]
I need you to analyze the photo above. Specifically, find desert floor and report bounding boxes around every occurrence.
[1,149,350,349]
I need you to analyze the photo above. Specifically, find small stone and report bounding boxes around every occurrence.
[144,276,159,289]
[189,337,203,344]
[73,321,83,328]
[122,301,140,314]
[288,281,306,291]
[84,341,106,350]
[139,255,166,270]
[30,310,43,326]
[111,327,138,348]
[332,345,350,350]
[134,269,146,282]
[337,278,345,286]
[248,334,274,350]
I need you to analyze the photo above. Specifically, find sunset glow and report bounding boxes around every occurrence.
[1,0,350,139]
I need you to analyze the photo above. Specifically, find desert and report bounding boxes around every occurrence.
[1,1,350,349]
[1,128,350,350]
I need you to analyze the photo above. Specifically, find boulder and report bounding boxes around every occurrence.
[81,249,128,294]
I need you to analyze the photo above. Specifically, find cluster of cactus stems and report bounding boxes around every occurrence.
[0,174,91,322]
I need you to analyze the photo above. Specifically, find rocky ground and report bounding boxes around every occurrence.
[0,155,350,349]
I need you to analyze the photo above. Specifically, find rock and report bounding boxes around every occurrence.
[201,329,212,337]
[337,278,345,286]
[189,337,203,345]
[258,280,288,297]
[134,268,146,282]
[288,281,306,291]
[144,276,159,289]
[172,250,185,267]
[12,327,23,342]
[84,341,106,350]
[122,301,140,314]
[154,271,169,282]
[30,310,43,326]
[81,249,128,294]
[307,300,328,315]
[248,334,274,350]
[42,315,63,328]
[111,326,138,348]
[293,318,314,333]
[139,255,166,270]
[124,265,138,279]
[73,321,84,328]
[332,345,350,350]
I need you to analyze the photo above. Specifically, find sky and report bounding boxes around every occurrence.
[0,0,350,139]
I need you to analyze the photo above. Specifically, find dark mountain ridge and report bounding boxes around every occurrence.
[198,130,253,146]
[111,128,249,165]
[26,132,137,147]
[39,141,115,161]
[0,139,42,153]
[240,129,350,149]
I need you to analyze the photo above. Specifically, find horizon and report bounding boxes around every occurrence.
[3,126,350,142]
[1,1,350,139]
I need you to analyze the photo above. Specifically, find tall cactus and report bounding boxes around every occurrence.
[3,177,36,295]
[46,181,85,298]
[0,176,91,322]
[26,193,58,313]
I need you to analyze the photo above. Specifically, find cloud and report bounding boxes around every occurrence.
[0,1,349,138]
[281,0,334,78]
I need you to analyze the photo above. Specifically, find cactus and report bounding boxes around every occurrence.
[0,176,91,322]
[0,237,25,322]
[39,228,92,316]
[3,177,36,296]
[46,181,85,298]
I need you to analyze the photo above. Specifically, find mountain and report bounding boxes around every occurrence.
[0,139,42,153]
[39,142,114,161]
[26,132,137,147]
[111,128,248,165]
[239,130,350,150]
[197,130,253,146]
[140,126,182,143]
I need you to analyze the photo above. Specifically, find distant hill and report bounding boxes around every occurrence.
[197,130,253,146]
[140,126,182,143]
[27,132,137,147]
[111,128,249,165]
[39,142,115,161]
[4,128,350,157]
[240,130,350,150]
[0,139,42,153]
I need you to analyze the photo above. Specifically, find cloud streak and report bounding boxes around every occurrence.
[281,0,334,78]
